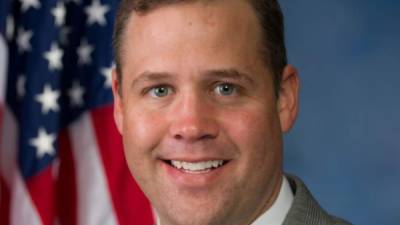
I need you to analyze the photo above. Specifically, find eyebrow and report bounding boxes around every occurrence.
[130,68,255,89]
[130,71,173,89]
[201,69,255,86]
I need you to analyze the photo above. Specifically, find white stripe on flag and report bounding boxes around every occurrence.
[0,108,16,186]
[69,113,118,225]
[11,172,43,225]
[0,33,7,101]
[0,108,43,225]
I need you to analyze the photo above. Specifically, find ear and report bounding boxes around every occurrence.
[112,69,124,134]
[277,65,300,133]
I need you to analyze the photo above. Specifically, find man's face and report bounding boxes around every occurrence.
[112,0,298,225]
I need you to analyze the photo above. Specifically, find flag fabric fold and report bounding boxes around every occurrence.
[0,1,154,225]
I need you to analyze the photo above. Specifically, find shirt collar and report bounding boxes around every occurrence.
[251,176,294,225]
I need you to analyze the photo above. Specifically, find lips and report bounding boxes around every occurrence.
[161,157,230,174]
[169,160,226,173]
[159,157,232,188]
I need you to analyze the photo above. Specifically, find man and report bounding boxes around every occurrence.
[111,0,352,224]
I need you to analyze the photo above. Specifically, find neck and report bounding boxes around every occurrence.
[245,172,283,225]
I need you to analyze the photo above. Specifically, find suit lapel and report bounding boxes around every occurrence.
[283,175,334,225]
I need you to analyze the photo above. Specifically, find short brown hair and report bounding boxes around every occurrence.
[113,0,287,96]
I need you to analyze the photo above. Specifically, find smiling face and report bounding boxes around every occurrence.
[112,0,299,225]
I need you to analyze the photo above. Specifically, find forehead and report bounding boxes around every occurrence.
[129,0,259,30]
[121,0,265,75]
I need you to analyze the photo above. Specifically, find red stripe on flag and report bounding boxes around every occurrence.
[26,166,55,225]
[0,176,10,225]
[0,105,3,147]
[0,105,8,225]
[90,105,155,225]
[56,130,77,225]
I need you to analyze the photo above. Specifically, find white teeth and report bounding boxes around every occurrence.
[171,160,224,171]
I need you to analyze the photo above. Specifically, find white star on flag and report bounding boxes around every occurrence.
[85,0,110,26]
[77,39,94,65]
[35,84,60,114]
[43,42,64,71]
[20,0,41,12]
[17,27,33,53]
[29,127,56,158]
[68,81,85,107]
[101,66,113,88]
[51,3,66,27]
[17,75,26,98]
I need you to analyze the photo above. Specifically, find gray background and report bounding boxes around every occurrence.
[281,1,400,225]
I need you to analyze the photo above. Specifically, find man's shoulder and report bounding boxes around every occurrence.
[283,175,353,225]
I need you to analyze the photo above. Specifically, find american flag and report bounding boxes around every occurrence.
[0,0,155,225]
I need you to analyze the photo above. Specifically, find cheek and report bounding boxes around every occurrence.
[220,106,282,167]
[122,106,167,170]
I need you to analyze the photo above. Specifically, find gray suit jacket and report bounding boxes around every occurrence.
[283,175,352,225]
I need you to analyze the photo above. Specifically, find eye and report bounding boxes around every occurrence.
[215,83,237,96]
[149,85,172,98]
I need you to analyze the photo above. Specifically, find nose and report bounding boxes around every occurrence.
[168,93,219,142]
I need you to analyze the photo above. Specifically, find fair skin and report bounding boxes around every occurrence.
[112,0,299,225]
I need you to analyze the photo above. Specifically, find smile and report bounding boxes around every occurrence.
[165,160,228,174]
[160,158,232,187]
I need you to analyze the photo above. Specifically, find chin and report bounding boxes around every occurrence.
[155,195,231,225]
[159,212,225,225]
